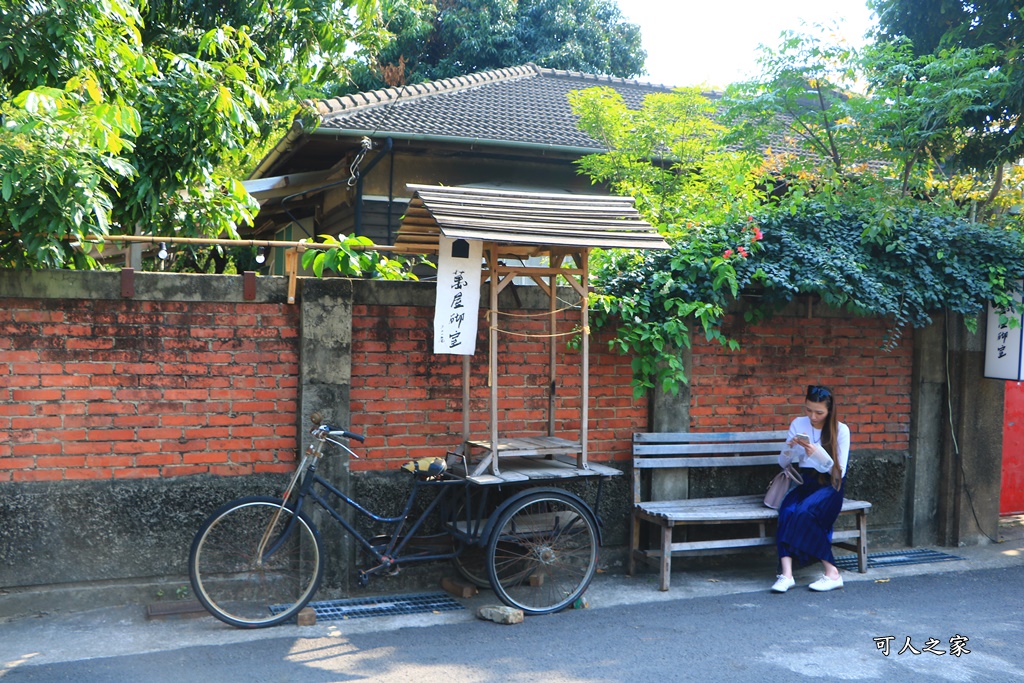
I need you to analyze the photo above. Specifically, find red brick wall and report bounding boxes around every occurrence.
[690,311,912,449]
[0,298,300,482]
[348,304,646,471]
[1,290,910,483]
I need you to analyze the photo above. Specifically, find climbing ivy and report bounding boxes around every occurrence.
[591,198,1024,397]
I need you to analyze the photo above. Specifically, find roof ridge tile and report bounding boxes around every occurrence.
[536,64,675,91]
[313,65,543,120]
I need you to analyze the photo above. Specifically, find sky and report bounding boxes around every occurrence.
[613,0,879,89]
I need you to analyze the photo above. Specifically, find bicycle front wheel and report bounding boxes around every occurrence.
[189,496,324,628]
[486,491,598,615]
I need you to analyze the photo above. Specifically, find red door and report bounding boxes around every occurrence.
[1002,381,1024,515]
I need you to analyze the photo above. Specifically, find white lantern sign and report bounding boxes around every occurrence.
[433,236,483,355]
[985,284,1024,380]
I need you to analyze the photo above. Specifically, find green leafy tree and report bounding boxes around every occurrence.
[0,1,383,270]
[1,3,270,269]
[140,0,384,95]
[570,86,766,396]
[349,0,645,91]
[0,83,139,269]
[570,26,1024,396]
[724,27,1004,191]
[723,25,1011,231]
[0,0,144,100]
[871,0,1024,169]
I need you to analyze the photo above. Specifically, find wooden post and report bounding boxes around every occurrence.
[548,258,559,438]
[580,250,589,469]
[462,354,471,448]
[285,248,300,304]
[488,246,500,475]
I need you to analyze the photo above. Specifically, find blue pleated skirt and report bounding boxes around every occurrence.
[777,474,844,566]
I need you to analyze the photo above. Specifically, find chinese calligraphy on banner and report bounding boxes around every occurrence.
[984,282,1024,380]
[433,236,483,355]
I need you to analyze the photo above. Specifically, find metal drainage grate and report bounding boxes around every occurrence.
[833,548,964,571]
[272,592,465,621]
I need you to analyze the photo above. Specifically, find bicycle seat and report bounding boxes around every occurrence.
[401,457,447,480]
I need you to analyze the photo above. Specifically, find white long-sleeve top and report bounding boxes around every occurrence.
[778,415,850,478]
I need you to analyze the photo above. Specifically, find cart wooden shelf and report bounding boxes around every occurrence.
[450,452,621,486]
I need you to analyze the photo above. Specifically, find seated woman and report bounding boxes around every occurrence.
[771,384,850,593]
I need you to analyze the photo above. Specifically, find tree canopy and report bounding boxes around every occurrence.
[0,1,278,269]
[139,0,383,95]
[348,0,646,91]
[871,0,1024,168]
[0,0,393,270]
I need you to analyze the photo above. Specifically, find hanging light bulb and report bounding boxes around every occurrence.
[255,246,267,264]
[157,242,169,260]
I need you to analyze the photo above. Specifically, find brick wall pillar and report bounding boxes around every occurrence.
[650,343,691,500]
[299,278,355,591]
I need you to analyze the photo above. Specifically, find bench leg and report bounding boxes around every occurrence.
[856,512,868,573]
[659,524,672,591]
[628,514,639,576]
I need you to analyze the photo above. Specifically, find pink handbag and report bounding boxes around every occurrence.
[764,465,803,509]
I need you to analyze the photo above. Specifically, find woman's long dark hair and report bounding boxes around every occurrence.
[807,385,842,490]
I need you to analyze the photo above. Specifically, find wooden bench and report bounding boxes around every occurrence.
[630,430,871,591]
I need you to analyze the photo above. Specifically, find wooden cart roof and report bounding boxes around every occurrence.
[394,184,669,256]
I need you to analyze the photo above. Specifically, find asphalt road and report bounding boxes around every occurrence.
[4,565,1022,683]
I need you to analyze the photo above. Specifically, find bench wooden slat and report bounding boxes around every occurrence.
[637,497,871,523]
[638,494,871,513]
[634,442,787,457]
[633,455,781,469]
[633,430,789,443]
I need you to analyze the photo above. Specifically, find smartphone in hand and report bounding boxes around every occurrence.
[794,433,811,445]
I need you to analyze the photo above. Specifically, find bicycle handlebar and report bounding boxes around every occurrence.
[338,429,365,443]
[309,412,365,443]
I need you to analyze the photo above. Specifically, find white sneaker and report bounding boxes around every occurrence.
[771,575,795,593]
[808,574,844,592]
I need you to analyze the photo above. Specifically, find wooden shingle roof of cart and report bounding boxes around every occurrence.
[394,184,669,256]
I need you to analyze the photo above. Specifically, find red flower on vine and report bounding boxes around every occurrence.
[737,246,749,258]
[752,227,763,241]
[723,248,734,259]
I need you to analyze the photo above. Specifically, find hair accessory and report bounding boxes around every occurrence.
[806,385,832,402]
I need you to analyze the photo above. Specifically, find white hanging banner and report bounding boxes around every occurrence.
[985,283,1024,380]
[433,236,483,355]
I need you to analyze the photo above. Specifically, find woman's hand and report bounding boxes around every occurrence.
[786,437,815,456]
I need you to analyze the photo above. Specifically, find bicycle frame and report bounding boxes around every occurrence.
[274,424,476,585]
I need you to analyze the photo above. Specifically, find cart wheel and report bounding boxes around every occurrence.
[449,491,512,589]
[454,539,523,589]
[485,490,598,615]
[453,543,491,588]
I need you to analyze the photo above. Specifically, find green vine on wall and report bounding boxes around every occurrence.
[590,198,1024,398]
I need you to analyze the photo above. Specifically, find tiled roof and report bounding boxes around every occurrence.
[311,64,678,151]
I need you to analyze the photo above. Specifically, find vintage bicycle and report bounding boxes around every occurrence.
[188,413,613,628]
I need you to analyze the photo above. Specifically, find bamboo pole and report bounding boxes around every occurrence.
[548,255,562,438]
[462,354,471,448]
[488,246,500,475]
[75,234,402,251]
[580,249,590,470]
